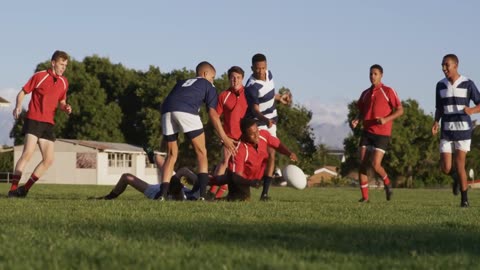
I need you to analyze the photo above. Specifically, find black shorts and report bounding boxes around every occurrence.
[359,131,390,152]
[23,118,56,142]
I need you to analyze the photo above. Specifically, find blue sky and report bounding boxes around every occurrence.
[1,0,479,146]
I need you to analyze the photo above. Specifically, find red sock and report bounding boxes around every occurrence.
[383,175,391,186]
[9,174,21,191]
[24,174,39,191]
[215,184,228,198]
[209,185,219,194]
[360,182,369,200]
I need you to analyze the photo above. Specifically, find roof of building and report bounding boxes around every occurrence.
[58,139,147,153]
[0,96,10,107]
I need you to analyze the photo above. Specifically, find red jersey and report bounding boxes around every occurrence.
[357,83,401,136]
[23,69,69,125]
[216,87,248,140]
[229,130,280,180]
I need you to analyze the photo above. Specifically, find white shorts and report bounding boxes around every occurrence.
[258,123,277,137]
[162,112,203,136]
[144,184,161,199]
[439,139,471,153]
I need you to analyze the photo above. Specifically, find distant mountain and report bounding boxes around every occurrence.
[310,122,350,149]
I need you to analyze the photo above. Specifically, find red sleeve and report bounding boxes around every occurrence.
[230,143,246,174]
[22,73,41,94]
[261,130,281,149]
[387,87,401,108]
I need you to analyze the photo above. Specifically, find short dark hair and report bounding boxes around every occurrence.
[370,64,383,74]
[252,53,267,65]
[240,118,257,135]
[196,61,216,75]
[443,54,459,64]
[51,50,69,62]
[228,66,244,78]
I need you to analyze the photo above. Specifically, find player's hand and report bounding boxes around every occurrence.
[223,137,237,155]
[432,122,439,136]
[289,153,298,162]
[279,92,292,106]
[350,119,359,129]
[464,107,474,115]
[12,107,21,119]
[376,117,386,125]
[64,104,72,114]
[250,180,262,188]
[267,119,275,128]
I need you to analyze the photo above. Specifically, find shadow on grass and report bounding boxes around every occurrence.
[55,217,480,258]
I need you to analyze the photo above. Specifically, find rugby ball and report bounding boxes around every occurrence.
[282,164,307,190]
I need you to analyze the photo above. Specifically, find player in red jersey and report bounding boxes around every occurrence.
[9,50,72,198]
[351,64,403,203]
[208,66,248,199]
[210,118,298,201]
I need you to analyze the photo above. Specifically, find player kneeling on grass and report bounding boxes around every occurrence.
[210,118,298,201]
[93,152,199,201]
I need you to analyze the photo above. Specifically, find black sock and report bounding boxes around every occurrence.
[197,173,209,198]
[160,183,170,198]
[461,190,468,202]
[104,191,119,200]
[261,176,273,196]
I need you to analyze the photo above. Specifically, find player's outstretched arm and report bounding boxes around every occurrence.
[276,143,298,162]
[208,108,236,154]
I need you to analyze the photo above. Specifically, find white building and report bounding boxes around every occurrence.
[13,139,162,185]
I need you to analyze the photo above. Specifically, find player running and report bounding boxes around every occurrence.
[9,50,72,198]
[351,64,403,203]
[432,54,480,208]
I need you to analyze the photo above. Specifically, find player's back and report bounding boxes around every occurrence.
[161,77,218,115]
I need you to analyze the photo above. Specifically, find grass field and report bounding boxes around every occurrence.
[0,184,479,270]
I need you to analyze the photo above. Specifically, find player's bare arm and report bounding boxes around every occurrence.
[59,100,72,114]
[276,143,298,162]
[208,108,236,154]
[432,109,442,135]
[376,106,404,125]
[463,104,480,115]
[13,89,27,119]
[252,103,273,127]
[275,92,292,106]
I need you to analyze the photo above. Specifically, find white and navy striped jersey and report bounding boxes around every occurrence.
[245,70,277,126]
[436,75,480,141]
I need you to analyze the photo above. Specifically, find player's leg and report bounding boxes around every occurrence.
[17,138,55,197]
[371,149,392,201]
[8,134,39,196]
[160,139,178,199]
[260,124,277,200]
[358,146,371,202]
[211,146,230,198]
[454,140,470,207]
[97,173,150,200]
[439,140,457,195]
[190,132,209,199]
[370,134,392,201]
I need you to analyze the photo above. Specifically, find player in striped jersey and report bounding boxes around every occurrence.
[432,54,480,207]
[245,53,291,201]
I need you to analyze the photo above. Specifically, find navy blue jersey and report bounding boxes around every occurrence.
[161,77,218,115]
[436,75,480,141]
[245,70,278,126]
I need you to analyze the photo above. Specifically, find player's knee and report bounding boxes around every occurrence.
[371,162,383,173]
[43,157,54,168]
[122,173,135,182]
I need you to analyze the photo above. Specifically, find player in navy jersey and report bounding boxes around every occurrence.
[432,54,480,207]
[245,53,291,200]
[159,61,235,200]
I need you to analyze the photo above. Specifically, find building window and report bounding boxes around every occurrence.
[108,153,132,168]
